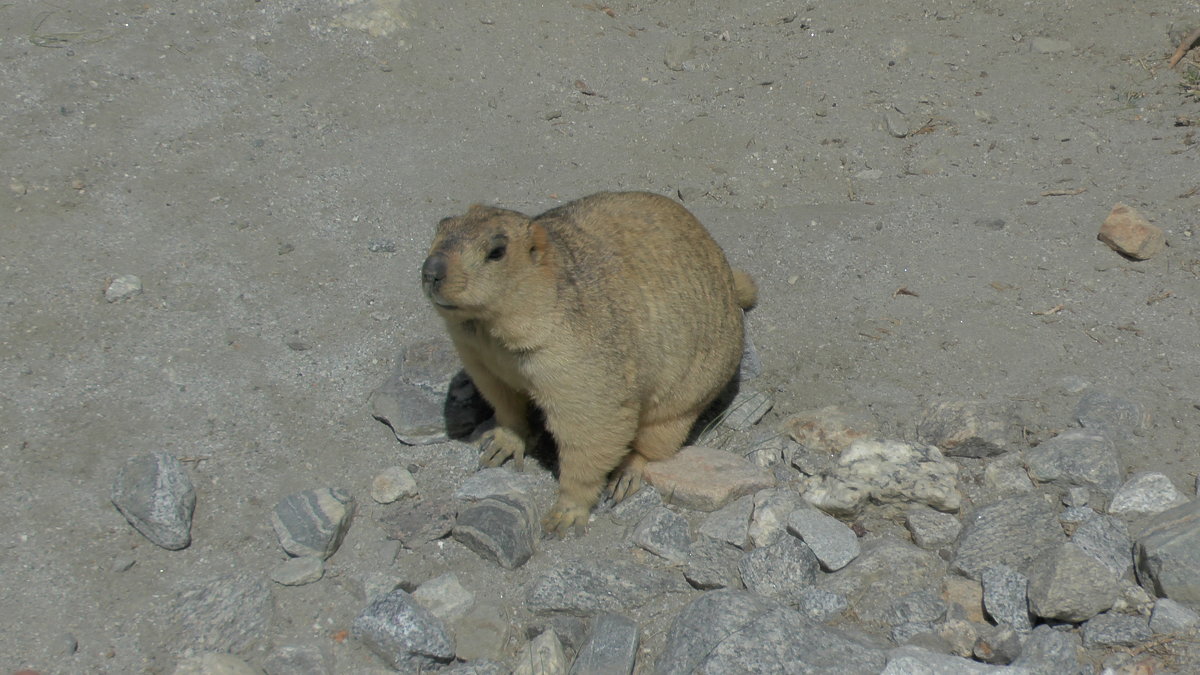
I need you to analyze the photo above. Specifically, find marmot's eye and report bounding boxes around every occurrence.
[486,244,507,261]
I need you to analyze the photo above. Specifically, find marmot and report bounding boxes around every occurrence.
[421,191,756,536]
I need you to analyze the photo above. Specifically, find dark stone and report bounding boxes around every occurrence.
[526,558,689,616]
[352,589,455,671]
[452,495,536,569]
[380,496,457,546]
[738,535,819,602]
[271,487,356,560]
[952,492,1065,580]
[569,613,639,675]
[1134,499,1200,613]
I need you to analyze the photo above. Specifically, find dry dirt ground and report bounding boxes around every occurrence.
[3,0,1200,672]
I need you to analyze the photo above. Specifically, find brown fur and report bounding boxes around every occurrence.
[421,191,755,536]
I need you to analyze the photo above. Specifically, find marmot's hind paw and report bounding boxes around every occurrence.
[542,499,589,538]
[607,453,647,503]
[478,427,526,471]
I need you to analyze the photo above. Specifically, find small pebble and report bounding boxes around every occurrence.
[104,275,143,303]
[368,239,397,253]
[371,466,418,504]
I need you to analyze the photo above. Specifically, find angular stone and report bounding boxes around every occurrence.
[917,400,1012,458]
[111,452,196,550]
[1098,203,1165,260]
[512,630,567,675]
[269,556,324,586]
[952,493,1065,580]
[942,575,986,624]
[1149,598,1200,634]
[784,405,878,455]
[414,573,475,623]
[1075,389,1149,440]
[884,589,946,626]
[352,589,455,671]
[452,604,510,663]
[444,662,506,675]
[744,434,787,469]
[697,495,753,549]
[1081,612,1152,648]
[105,274,142,302]
[1134,499,1200,612]
[658,590,887,675]
[1027,542,1119,622]
[607,485,662,525]
[1026,430,1122,496]
[1071,514,1132,577]
[720,390,773,430]
[749,487,804,548]
[452,495,536,569]
[981,462,1035,499]
[738,535,819,601]
[972,624,1022,665]
[370,466,417,504]
[796,587,848,622]
[787,507,860,571]
[263,644,332,675]
[530,615,588,655]
[683,538,741,590]
[803,439,961,516]
[379,496,457,546]
[981,565,1032,631]
[370,344,490,444]
[820,538,945,630]
[906,506,963,550]
[162,574,273,656]
[882,645,1017,674]
[526,558,689,615]
[1108,472,1189,517]
[632,506,692,563]
[643,446,775,512]
[271,488,356,560]
[1011,624,1083,673]
[569,613,638,675]
[454,466,540,502]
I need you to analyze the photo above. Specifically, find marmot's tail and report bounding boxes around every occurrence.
[732,269,758,310]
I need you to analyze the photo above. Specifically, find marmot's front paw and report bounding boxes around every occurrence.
[542,498,589,538]
[479,427,526,471]
[607,454,647,503]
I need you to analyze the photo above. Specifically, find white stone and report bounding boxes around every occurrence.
[511,629,567,675]
[1108,472,1189,517]
[105,274,143,302]
[414,573,475,622]
[803,439,961,516]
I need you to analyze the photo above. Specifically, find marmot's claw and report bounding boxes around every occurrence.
[608,470,644,504]
[542,500,589,538]
[478,428,526,470]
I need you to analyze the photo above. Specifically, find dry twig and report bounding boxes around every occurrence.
[1169,26,1200,69]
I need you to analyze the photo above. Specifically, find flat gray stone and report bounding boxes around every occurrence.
[111,452,196,550]
[657,590,887,675]
[796,586,848,622]
[526,558,689,616]
[1010,624,1084,674]
[720,390,773,430]
[1026,430,1122,496]
[906,506,963,550]
[683,538,741,590]
[803,438,961,516]
[569,613,638,675]
[269,556,324,586]
[454,467,540,502]
[263,644,331,675]
[917,400,1012,458]
[749,488,804,548]
[444,662,506,675]
[105,274,142,302]
[453,495,536,569]
[352,589,455,671]
[952,493,1065,580]
[697,495,753,549]
[738,535,819,601]
[1081,612,1152,648]
[884,589,947,626]
[271,487,356,560]
[981,565,1032,632]
[380,496,457,546]
[632,506,692,563]
[1149,598,1200,634]
[370,342,490,444]
[882,645,1027,674]
[1071,514,1132,577]
[1108,472,1189,517]
[413,573,475,623]
[819,538,946,631]
[162,574,273,657]
[1027,542,1119,622]
[1134,499,1200,612]
[787,507,861,571]
[1074,389,1147,441]
[608,485,662,525]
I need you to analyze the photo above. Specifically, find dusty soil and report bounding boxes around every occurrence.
[3,0,1200,672]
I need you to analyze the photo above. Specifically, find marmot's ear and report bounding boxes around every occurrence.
[529,222,549,263]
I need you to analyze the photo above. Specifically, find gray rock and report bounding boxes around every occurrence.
[444,662,506,675]
[271,487,356,560]
[1058,505,1096,532]
[796,586,848,622]
[663,34,695,71]
[697,495,753,549]
[1108,472,1189,517]
[171,652,258,675]
[1071,514,1132,577]
[526,558,689,615]
[352,589,455,671]
[744,434,786,469]
[105,274,143,302]
[529,615,588,655]
[819,538,945,630]
[803,439,961,516]
[981,565,1032,631]
[884,589,947,626]
[162,574,273,656]
[269,555,324,586]
[891,621,937,645]
[952,493,1065,580]
[787,507,860,571]
[368,377,450,445]
[1074,389,1147,441]
[683,538,741,590]
[379,496,457,546]
[720,390,773,430]
[413,573,475,623]
[1064,487,1091,507]
[973,624,1022,665]
[906,506,963,550]
[1010,624,1084,675]
[370,466,417,504]
[263,644,332,675]
[453,604,510,662]
[370,342,490,444]
[884,110,909,138]
[1027,542,1119,622]
[740,326,763,381]
[512,629,567,675]
[738,535,819,602]
[882,645,1025,674]
[1026,430,1122,496]
[111,451,196,550]
[1134,499,1200,612]
[454,466,540,502]
[917,400,1011,458]
[607,485,662,525]
[657,590,887,674]
[569,613,638,675]
[632,506,692,563]
[981,462,1035,499]
[1081,612,1152,648]
[453,495,537,569]
[749,487,804,548]
[1149,597,1200,634]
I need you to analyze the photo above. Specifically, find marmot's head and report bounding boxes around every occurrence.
[421,204,547,319]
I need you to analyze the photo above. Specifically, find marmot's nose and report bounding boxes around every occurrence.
[421,254,447,286]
